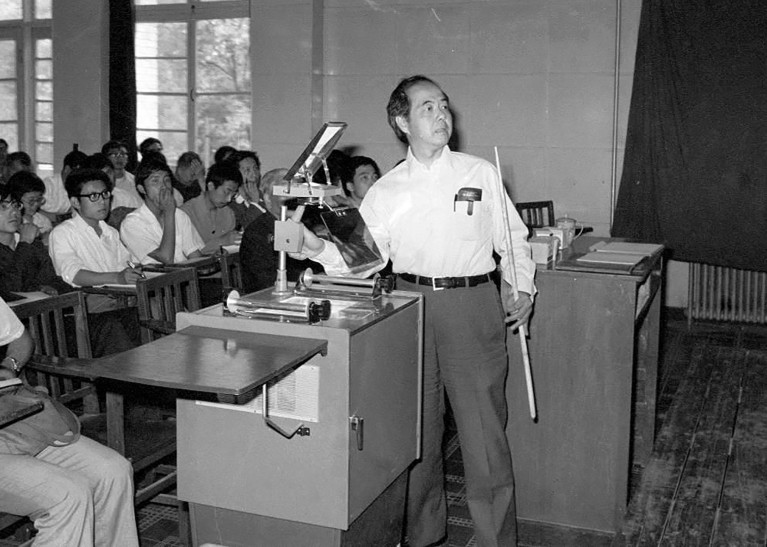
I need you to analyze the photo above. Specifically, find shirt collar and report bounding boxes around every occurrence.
[406,145,451,176]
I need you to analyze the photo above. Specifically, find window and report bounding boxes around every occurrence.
[0,0,52,171]
[135,1,251,165]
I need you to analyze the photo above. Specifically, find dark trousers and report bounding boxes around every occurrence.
[398,278,517,547]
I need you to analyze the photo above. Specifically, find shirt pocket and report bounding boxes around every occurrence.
[453,200,491,241]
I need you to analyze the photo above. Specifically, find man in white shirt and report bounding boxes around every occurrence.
[48,168,143,356]
[120,157,205,265]
[296,75,535,547]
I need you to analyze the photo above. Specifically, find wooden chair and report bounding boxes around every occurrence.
[4,291,182,543]
[516,200,555,231]
[136,268,202,344]
[0,292,94,544]
[218,249,243,291]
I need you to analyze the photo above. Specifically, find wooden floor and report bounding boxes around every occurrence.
[616,312,767,547]
[5,309,758,546]
[133,311,767,546]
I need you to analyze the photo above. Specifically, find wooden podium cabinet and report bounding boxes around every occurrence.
[174,289,423,547]
[506,237,664,535]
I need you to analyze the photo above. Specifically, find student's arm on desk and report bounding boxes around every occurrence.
[73,268,142,287]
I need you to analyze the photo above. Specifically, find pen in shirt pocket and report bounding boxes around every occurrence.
[126,261,146,279]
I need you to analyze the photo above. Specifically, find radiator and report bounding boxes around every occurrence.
[687,263,767,324]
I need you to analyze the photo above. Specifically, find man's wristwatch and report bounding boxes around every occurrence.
[2,356,22,374]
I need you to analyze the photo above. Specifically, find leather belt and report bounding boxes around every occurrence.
[398,272,493,290]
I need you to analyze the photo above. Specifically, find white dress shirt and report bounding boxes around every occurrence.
[113,172,144,209]
[315,146,536,295]
[0,297,24,346]
[120,204,205,265]
[41,173,71,216]
[48,213,135,286]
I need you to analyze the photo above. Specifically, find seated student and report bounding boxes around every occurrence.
[229,150,266,230]
[120,157,205,265]
[101,140,143,208]
[174,151,205,203]
[48,168,142,356]
[42,146,89,222]
[0,296,139,547]
[339,156,381,209]
[180,161,242,254]
[7,171,53,243]
[0,187,68,295]
[240,168,322,293]
[84,153,141,230]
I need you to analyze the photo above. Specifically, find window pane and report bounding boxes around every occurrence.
[0,1,21,21]
[36,101,52,121]
[137,94,187,131]
[36,59,52,79]
[0,124,17,149]
[136,22,186,57]
[196,18,250,93]
[35,0,51,19]
[35,142,53,169]
[36,121,52,141]
[35,80,52,101]
[0,41,17,79]
[0,82,18,120]
[136,59,187,93]
[36,38,51,58]
[195,93,251,154]
[136,0,186,5]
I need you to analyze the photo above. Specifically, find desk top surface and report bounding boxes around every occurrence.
[88,325,327,403]
[552,236,664,279]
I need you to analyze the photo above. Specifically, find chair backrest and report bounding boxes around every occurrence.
[515,200,555,230]
[218,250,243,291]
[11,291,95,407]
[136,268,202,343]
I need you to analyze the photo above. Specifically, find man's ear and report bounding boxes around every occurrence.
[395,115,410,136]
[69,196,80,213]
[137,184,146,197]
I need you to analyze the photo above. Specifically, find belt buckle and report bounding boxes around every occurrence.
[431,277,445,291]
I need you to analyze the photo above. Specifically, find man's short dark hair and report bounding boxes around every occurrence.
[64,168,112,198]
[101,140,127,155]
[135,157,174,197]
[84,153,114,173]
[386,75,445,144]
[205,161,243,189]
[7,151,32,168]
[348,156,381,180]
[214,145,237,165]
[63,149,89,171]
[7,171,45,201]
[139,137,162,157]
[232,150,261,170]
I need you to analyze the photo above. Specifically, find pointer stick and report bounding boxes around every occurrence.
[494,146,537,420]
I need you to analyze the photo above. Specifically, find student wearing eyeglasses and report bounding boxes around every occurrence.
[48,168,142,356]
[0,187,67,297]
[102,140,143,207]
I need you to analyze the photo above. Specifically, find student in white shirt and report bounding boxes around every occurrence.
[48,168,142,356]
[120,157,205,265]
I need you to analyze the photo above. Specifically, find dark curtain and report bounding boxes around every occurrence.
[108,0,138,172]
[612,0,767,271]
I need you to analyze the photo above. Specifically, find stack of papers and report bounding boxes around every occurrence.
[576,241,663,268]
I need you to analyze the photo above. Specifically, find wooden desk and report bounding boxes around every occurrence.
[506,236,664,536]
[70,325,328,404]
[7,291,50,307]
